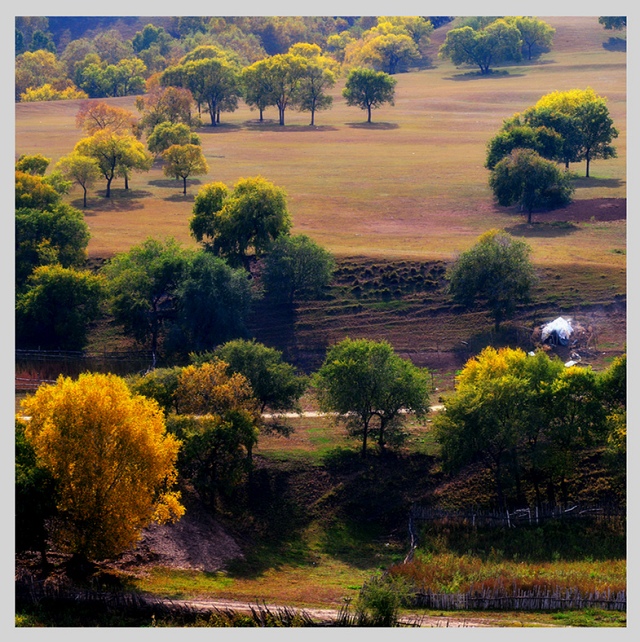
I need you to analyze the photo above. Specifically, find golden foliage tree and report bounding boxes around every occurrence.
[20,373,185,561]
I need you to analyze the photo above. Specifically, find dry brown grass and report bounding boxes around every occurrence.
[15,16,625,269]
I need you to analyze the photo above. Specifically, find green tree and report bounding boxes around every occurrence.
[485,120,563,170]
[190,176,292,268]
[433,347,560,510]
[359,33,420,74]
[294,59,335,125]
[132,23,173,55]
[526,88,619,177]
[147,121,201,155]
[16,204,91,291]
[439,19,522,74]
[169,250,253,354]
[599,17,626,30]
[127,366,184,416]
[489,148,574,224]
[161,144,209,195]
[197,338,308,415]
[506,16,555,61]
[262,234,335,305]
[241,59,277,122]
[342,68,397,123]
[314,338,430,456]
[15,49,69,101]
[102,238,190,363]
[447,229,536,331]
[55,152,101,208]
[16,265,105,350]
[15,153,51,176]
[161,56,241,126]
[262,53,308,125]
[20,373,184,564]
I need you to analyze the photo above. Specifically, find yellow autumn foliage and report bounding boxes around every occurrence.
[19,372,184,560]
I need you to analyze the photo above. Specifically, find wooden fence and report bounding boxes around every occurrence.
[413,586,626,611]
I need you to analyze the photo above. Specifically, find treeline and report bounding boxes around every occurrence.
[16,15,577,108]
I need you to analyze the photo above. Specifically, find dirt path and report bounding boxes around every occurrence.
[154,595,490,627]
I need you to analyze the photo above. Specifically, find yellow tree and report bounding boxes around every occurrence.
[19,373,184,562]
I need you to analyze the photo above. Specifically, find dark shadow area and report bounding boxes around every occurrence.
[572,176,624,189]
[197,122,243,133]
[603,37,626,52]
[148,178,184,188]
[345,121,399,130]
[164,193,196,203]
[244,121,338,132]
[445,70,524,81]
[504,221,578,238]
[80,190,152,213]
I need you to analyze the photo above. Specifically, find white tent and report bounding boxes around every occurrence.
[541,317,573,346]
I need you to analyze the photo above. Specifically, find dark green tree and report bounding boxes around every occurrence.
[126,366,184,416]
[447,229,536,331]
[16,204,90,291]
[599,17,626,30]
[314,338,430,456]
[147,121,201,156]
[16,265,106,350]
[262,234,335,305]
[489,148,574,224]
[342,67,397,123]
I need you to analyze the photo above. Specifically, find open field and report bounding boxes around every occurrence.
[15,17,626,268]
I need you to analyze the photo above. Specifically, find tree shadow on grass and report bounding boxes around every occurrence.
[244,120,339,132]
[346,121,399,130]
[164,193,196,202]
[197,122,243,134]
[444,69,525,81]
[603,37,626,52]
[504,221,578,238]
[148,178,184,188]
[81,190,152,213]
[572,176,624,189]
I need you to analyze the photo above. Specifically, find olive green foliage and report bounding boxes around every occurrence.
[439,19,522,74]
[15,171,61,211]
[599,17,626,30]
[485,121,563,170]
[147,121,201,155]
[314,338,430,456]
[353,572,413,626]
[15,204,91,291]
[506,16,555,60]
[16,153,51,176]
[16,265,106,350]
[434,347,612,509]
[126,366,184,416]
[342,67,397,123]
[198,338,308,415]
[489,149,574,223]
[103,238,252,358]
[447,229,536,330]
[262,234,336,305]
[189,176,292,268]
[161,144,209,195]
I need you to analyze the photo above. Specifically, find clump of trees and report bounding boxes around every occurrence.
[434,347,625,510]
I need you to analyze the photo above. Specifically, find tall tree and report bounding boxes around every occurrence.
[342,67,397,123]
[506,16,555,61]
[293,58,335,126]
[262,53,308,125]
[241,58,277,122]
[20,373,184,564]
[161,144,209,195]
[314,338,430,456]
[447,229,536,331]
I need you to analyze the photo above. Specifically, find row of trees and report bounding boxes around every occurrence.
[435,347,626,511]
